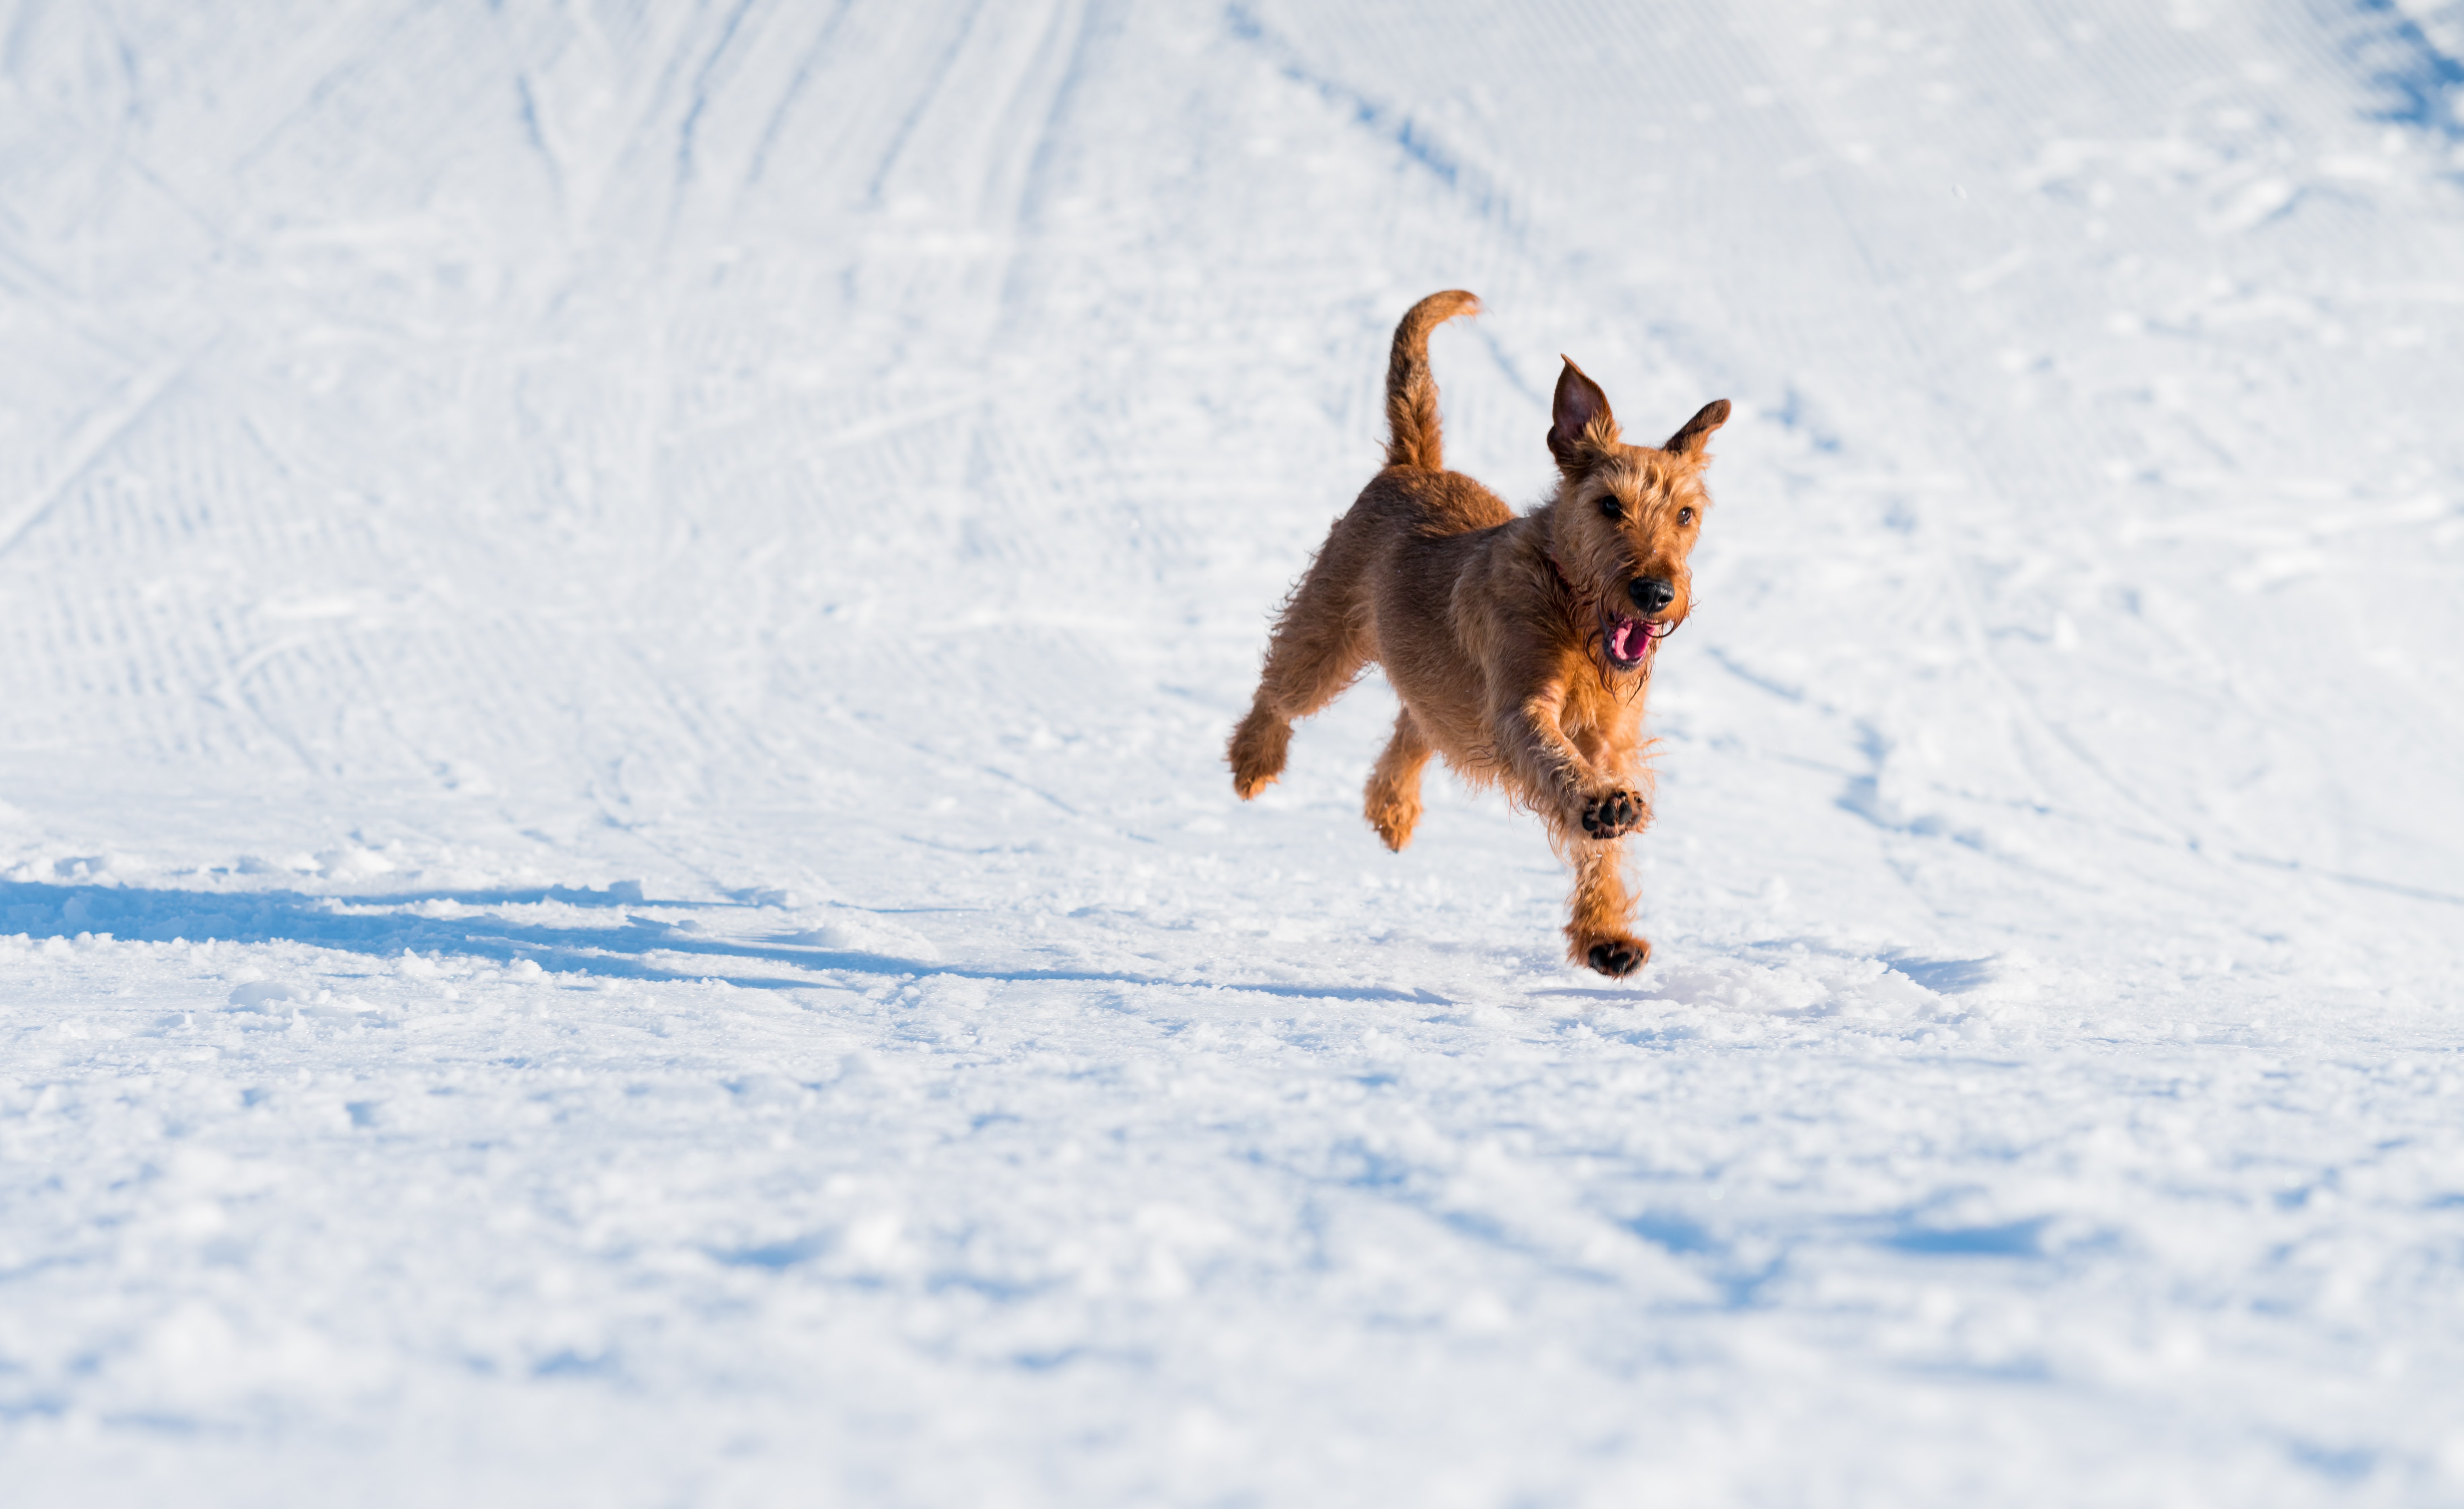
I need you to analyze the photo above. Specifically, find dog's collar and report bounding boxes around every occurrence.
[1543,547,1582,598]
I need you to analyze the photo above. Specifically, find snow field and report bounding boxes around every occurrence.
[5,923,2460,1506]
[3,0,2464,1503]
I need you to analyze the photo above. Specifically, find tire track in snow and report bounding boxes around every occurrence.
[1223,2,1521,235]
[0,346,202,564]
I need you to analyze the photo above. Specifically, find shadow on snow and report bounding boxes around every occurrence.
[0,882,1448,1004]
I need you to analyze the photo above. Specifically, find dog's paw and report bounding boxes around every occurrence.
[1579,789,1647,839]
[1586,937,1649,978]
[1228,708,1292,801]
[1368,805,1419,852]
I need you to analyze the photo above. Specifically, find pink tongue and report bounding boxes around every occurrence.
[1611,619,1638,660]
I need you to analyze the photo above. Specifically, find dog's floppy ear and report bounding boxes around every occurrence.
[1548,357,1618,470]
[1662,399,1731,459]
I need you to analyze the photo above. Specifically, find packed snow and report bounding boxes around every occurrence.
[4,2,2463,1504]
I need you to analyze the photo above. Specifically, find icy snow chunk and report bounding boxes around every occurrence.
[1644,957,1828,1016]
[224,978,376,1020]
[228,981,307,1011]
[313,846,396,878]
[840,1211,904,1268]
[301,994,380,1020]
[1884,953,2000,995]
[2208,175,2297,233]
[788,912,940,959]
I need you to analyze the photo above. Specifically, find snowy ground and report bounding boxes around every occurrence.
[5,2,2464,1504]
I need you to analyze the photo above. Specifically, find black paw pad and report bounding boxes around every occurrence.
[1580,790,1645,838]
[1587,940,1646,978]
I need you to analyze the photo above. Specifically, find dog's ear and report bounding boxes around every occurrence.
[1548,358,1618,470]
[1662,399,1731,459]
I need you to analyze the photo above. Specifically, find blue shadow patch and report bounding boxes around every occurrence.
[1881,1218,2049,1258]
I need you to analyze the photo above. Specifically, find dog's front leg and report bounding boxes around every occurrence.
[1491,686,1653,976]
[1566,840,1648,976]
[1492,682,1648,840]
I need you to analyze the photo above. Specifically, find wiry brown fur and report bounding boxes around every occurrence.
[1229,291,1730,977]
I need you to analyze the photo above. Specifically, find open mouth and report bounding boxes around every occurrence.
[1604,614,1668,669]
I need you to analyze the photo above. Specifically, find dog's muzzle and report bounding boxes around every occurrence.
[1604,613,1671,670]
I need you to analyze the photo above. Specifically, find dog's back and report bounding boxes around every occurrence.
[1227,293,1523,800]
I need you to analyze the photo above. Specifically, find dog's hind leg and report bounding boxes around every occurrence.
[1563,841,1649,977]
[1363,707,1432,850]
[1229,560,1373,799]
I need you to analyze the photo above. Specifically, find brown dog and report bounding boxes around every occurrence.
[1228,291,1729,976]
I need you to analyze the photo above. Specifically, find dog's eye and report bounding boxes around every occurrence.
[1677,507,1696,526]
[1599,497,1624,521]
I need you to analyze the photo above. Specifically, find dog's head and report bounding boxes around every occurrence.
[1543,358,1728,674]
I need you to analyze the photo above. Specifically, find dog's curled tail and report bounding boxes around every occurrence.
[1383,289,1480,471]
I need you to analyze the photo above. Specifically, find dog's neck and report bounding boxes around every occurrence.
[1536,499,1585,597]
[1540,526,1586,604]
[1538,514,1658,685]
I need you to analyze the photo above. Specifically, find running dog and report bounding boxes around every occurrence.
[1228,291,1728,976]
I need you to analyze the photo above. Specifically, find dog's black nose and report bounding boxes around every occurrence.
[1627,577,1674,613]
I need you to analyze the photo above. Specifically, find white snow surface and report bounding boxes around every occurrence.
[4,2,2464,1503]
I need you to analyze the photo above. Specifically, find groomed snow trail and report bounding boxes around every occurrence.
[3,3,2462,1504]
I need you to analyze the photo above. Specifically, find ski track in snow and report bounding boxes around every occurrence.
[2,2,2462,1504]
